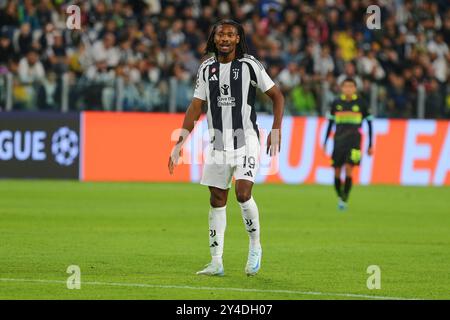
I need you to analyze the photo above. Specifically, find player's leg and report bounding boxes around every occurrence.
[235,179,262,276]
[235,179,260,250]
[334,166,343,198]
[342,163,354,202]
[197,186,229,276]
[332,142,346,210]
[336,165,347,210]
[198,149,232,276]
[208,186,228,264]
[234,138,262,275]
[342,142,361,204]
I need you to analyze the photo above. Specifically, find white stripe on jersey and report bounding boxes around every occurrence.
[218,62,234,150]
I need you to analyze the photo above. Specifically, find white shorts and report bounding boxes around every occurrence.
[200,142,261,190]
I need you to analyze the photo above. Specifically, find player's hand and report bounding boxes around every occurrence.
[168,145,182,175]
[266,129,281,156]
[367,147,373,156]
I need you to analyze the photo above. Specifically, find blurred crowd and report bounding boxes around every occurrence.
[0,0,449,118]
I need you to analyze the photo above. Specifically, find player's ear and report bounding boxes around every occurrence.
[236,35,240,44]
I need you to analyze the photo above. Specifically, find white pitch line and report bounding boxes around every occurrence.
[0,278,419,300]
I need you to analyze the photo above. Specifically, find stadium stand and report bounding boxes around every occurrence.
[0,0,448,118]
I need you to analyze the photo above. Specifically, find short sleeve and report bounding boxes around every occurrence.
[193,66,207,101]
[256,66,275,92]
[243,55,275,92]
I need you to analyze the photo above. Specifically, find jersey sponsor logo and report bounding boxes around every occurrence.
[216,96,236,108]
[220,84,229,95]
[209,74,218,81]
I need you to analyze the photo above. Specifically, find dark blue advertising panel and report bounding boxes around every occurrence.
[0,112,80,179]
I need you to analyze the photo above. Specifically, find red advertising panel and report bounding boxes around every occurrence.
[81,112,450,186]
[82,112,190,182]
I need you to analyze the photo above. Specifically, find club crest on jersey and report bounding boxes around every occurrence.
[232,68,239,80]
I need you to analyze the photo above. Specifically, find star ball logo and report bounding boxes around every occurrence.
[51,127,79,166]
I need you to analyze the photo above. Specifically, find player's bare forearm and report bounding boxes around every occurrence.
[265,85,284,155]
[265,85,284,129]
[175,97,204,147]
[168,97,204,174]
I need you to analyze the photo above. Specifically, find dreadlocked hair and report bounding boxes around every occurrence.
[204,19,248,59]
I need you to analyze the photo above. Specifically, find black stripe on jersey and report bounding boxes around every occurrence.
[242,61,259,138]
[208,62,223,150]
[202,66,207,82]
[230,60,244,149]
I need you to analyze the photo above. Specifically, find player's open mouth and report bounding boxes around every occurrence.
[219,44,231,50]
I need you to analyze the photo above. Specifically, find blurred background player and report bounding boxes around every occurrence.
[323,78,373,210]
[168,20,284,276]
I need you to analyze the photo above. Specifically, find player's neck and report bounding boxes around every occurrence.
[217,51,236,63]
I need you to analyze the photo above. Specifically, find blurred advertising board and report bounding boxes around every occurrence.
[0,112,80,179]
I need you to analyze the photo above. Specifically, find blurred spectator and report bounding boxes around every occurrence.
[90,32,120,68]
[0,32,14,65]
[357,47,386,81]
[277,62,300,95]
[0,1,19,32]
[18,49,45,84]
[425,78,444,118]
[14,49,45,110]
[386,73,413,118]
[337,62,363,90]
[16,22,33,56]
[290,81,316,116]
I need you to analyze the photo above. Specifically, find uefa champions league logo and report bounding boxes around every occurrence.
[51,127,79,166]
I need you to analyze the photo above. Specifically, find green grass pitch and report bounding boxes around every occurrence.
[0,180,449,300]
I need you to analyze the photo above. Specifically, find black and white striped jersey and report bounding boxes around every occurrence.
[193,54,275,151]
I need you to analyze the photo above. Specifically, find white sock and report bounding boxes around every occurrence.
[239,197,261,250]
[209,206,226,265]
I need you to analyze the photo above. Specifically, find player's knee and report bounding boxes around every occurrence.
[210,192,227,207]
[236,190,251,203]
[334,167,342,178]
